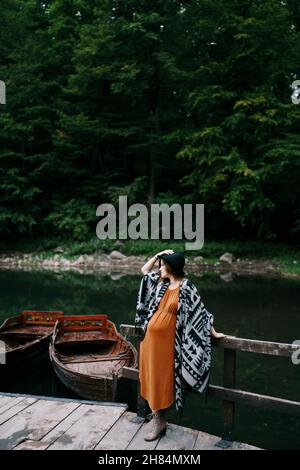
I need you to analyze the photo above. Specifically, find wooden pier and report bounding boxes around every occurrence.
[0,393,260,450]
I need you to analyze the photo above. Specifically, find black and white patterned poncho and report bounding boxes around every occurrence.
[134,271,214,412]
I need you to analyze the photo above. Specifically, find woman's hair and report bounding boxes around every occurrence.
[158,258,185,280]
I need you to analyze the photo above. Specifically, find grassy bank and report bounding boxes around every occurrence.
[0,238,299,277]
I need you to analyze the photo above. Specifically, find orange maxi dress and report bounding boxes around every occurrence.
[139,285,179,411]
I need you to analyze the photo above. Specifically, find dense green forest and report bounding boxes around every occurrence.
[1,0,300,246]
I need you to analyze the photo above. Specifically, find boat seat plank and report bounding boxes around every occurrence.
[65,360,129,376]
[58,351,132,364]
[61,356,133,364]
[0,339,39,352]
[56,332,116,344]
[0,326,52,336]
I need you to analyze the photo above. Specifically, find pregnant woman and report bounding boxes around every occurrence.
[135,249,225,441]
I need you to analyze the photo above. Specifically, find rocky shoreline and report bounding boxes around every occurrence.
[0,249,298,280]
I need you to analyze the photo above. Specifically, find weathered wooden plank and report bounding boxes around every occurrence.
[193,430,223,450]
[121,366,139,380]
[121,366,300,417]
[0,398,37,426]
[193,431,261,450]
[0,399,78,450]
[13,440,49,450]
[0,396,15,411]
[212,336,296,357]
[95,411,143,450]
[209,385,300,416]
[126,421,163,450]
[156,423,198,450]
[120,325,298,357]
[40,404,87,445]
[0,396,26,414]
[222,348,236,441]
[0,391,127,408]
[47,404,127,450]
[120,324,143,338]
[230,441,262,450]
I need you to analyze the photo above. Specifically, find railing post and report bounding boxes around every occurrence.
[222,348,236,442]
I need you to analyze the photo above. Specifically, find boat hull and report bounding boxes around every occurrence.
[2,333,51,366]
[51,351,117,401]
[0,310,64,368]
[49,315,138,402]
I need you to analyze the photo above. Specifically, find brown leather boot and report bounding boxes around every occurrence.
[144,410,167,441]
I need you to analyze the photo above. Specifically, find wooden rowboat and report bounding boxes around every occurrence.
[0,310,64,366]
[49,315,138,401]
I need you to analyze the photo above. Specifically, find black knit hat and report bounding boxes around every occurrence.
[158,252,186,278]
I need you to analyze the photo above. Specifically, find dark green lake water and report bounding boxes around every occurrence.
[0,269,299,450]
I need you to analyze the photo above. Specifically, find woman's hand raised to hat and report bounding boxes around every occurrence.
[141,249,174,274]
[155,249,174,258]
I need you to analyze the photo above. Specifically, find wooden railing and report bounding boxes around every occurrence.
[120,324,300,446]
